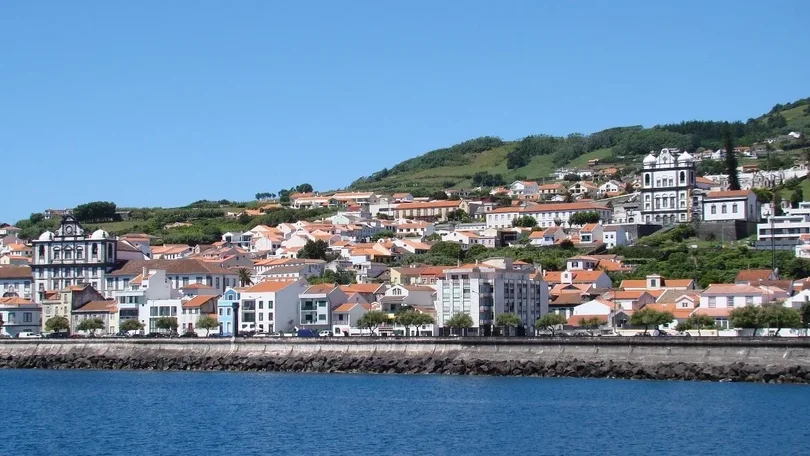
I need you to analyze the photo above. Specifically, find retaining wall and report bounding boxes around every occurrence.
[2,338,810,383]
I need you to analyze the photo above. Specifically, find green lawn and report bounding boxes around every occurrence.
[567,148,614,168]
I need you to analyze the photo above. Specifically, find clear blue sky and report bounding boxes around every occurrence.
[2,1,808,223]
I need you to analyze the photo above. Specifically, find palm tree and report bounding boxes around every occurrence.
[237,268,253,287]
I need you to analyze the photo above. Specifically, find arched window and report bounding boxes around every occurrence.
[76,247,84,259]
[679,171,686,183]
[732,203,738,213]
[91,244,98,256]
[107,244,113,259]
[38,245,45,258]
[711,205,717,214]
[721,204,727,214]
[644,174,650,185]
[645,194,650,201]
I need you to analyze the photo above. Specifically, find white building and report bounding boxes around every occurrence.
[486,203,612,229]
[0,297,42,336]
[602,225,628,249]
[757,201,810,242]
[700,284,764,308]
[239,279,308,333]
[0,265,33,299]
[640,148,696,225]
[509,180,539,197]
[106,259,238,298]
[30,216,143,302]
[700,190,760,222]
[435,258,548,335]
[115,269,180,333]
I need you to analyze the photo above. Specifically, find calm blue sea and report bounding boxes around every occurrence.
[2,370,809,456]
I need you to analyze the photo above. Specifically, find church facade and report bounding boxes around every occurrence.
[30,216,119,302]
[640,148,697,225]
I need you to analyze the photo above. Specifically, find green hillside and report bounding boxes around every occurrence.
[350,97,810,195]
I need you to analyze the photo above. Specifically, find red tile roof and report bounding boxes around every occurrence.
[182,295,218,309]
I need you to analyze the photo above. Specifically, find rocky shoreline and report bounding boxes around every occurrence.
[2,353,810,383]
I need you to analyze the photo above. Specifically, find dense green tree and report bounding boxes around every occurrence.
[724,124,741,191]
[155,317,178,334]
[29,213,44,224]
[76,318,104,335]
[446,209,470,222]
[568,211,601,225]
[761,305,802,336]
[430,191,449,200]
[357,310,390,335]
[73,201,117,222]
[445,312,473,335]
[512,215,538,228]
[296,183,314,193]
[237,268,254,287]
[45,316,70,333]
[800,302,810,328]
[196,315,220,336]
[629,308,674,335]
[791,188,804,208]
[535,313,567,336]
[308,269,355,285]
[396,310,435,337]
[494,313,522,328]
[686,314,716,336]
[697,159,727,175]
[471,172,506,187]
[730,306,764,337]
[578,316,604,334]
[298,240,329,260]
[370,230,396,241]
[429,241,463,260]
[120,319,145,333]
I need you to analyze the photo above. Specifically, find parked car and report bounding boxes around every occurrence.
[145,332,167,338]
[318,330,333,337]
[179,332,198,338]
[252,332,271,338]
[296,329,319,338]
[45,332,70,339]
[16,332,43,339]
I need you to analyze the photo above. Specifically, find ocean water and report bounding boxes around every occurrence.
[2,370,809,456]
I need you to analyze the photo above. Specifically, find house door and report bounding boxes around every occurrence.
[187,323,193,332]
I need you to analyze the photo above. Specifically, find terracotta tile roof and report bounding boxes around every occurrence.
[74,300,116,313]
[333,302,364,313]
[604,290,650,300]
[706,190,754,199]
[0,297,36,307]
[109,259,233,276]
[643,302,692,319]
[402,285,434,292]
[0,265,32,279]
[544,270,606,284]
[580,223,600,232]
[182,295,218,309]
[244,280,297,293]
[339,283,384,294]
[550,293,587,306]
[735,269,774,282]
[692,307,732,317]
[703,284,763,295]
[696,176,718,185]
[303,283,337,294]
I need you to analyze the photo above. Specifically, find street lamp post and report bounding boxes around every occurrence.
[232,302,240,340]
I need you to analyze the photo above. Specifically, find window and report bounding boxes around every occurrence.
[268,301,274,309]
[680,302,689,308]
[732,203,738,213]
[24,312,32,322]
[258,313,263,321]
[219,308,223,316]
[708,297,716,308]
[227,308,231,316]
[268,312,273,321]
[711,205,716,214]
[318,314,326,321]
[679,171,685,183]
[721,204,727,214]
[318,301,326,308]
[195,276,203,284]
[745,296,753,305]
[656,179,661,187]
[216,277,220,289]
[644,174,650,185]
[258,301,264,310]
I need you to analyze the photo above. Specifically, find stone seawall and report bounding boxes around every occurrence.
[2,338,810,383]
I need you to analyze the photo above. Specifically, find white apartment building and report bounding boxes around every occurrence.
[238,279,308,333]
[106,259,238,298]
[115,269,181,333]
[757,201,810,242]
[509,181,539,197]
[640,148,697,225]
[435,258,548,335]
[486,203,612,229]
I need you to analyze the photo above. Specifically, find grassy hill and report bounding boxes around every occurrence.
[350,97,810,195]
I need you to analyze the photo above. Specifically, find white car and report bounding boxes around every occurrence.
[16,332,43,339]
[318,330,333,337]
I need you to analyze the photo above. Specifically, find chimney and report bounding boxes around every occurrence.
[142,267,148,281]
